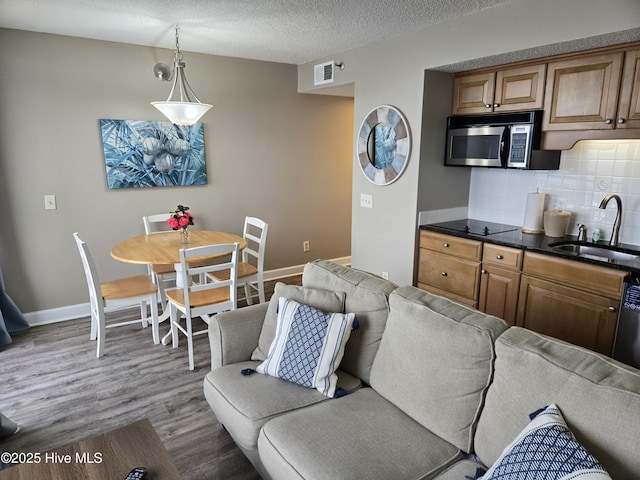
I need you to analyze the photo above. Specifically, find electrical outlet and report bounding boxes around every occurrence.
[303,240,310,252]
[360,193,373,208]
[44,194,57,210]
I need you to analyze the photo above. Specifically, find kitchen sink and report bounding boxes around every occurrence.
[548,241,640,263]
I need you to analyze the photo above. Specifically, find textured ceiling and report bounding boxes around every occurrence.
[438,28,640,73]
[0,0,509,65]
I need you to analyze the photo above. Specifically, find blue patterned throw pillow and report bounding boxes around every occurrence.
[481,404,611,480]
[256,297,356,397]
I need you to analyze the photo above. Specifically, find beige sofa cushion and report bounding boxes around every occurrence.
[474,327,640,479]
[203,360,360,452]
[370,286,508,453]
[301,260,397,384]
[258,388,462,480]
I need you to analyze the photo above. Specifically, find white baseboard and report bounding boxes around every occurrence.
[24,304,91,327]
[263,256,351,281]
[24,256,352,327]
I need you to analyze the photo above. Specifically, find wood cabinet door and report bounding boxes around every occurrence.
[543,52,624,131]
[452,72,495,115]
[494,64,546,112]
[516,275,619,355]
[617,48,640,129]
[479,265,520,326]
[417,249,481,301]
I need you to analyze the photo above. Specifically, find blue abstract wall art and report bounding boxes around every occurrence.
[100,119,207,189]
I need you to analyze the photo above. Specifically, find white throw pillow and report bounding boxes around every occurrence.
[481,404,611,480]
[251,283,346,361]
[256,297,355,397]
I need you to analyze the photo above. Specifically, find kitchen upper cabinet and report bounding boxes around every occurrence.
[449,42,640,149]
[516,252,627,355]
[617,47,640,129]
[542,52,624,131]
[452,72,494,115]
[452,64,546,115]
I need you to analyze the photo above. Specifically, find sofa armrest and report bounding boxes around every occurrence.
[208,303,268,370]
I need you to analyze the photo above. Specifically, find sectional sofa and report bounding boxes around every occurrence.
[203,260,640,479]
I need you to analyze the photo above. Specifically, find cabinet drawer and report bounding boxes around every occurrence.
[418,249,481,301]
[482,244,523,269]
[419,231,482,261]
[522,251,627,298]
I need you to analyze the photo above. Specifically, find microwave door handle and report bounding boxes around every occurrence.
[500,126,510,167]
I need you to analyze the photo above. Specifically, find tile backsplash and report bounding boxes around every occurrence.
[421,140,640,246]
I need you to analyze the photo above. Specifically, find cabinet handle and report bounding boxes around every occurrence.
[605,118,612,124]
[485,104,491,108]
[493,103,500,108]
[441,272,447,277]
[608,306,616,312]
[617,118,625,124]
[443,243,449,248]
[481,269,487,274]
[496,254,503,260]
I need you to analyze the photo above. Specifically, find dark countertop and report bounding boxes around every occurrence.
[420,220,640,276]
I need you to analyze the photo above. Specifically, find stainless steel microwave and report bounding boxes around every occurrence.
[445,111,560,170]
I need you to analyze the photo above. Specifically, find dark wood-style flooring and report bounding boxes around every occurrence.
[0,276,301,479]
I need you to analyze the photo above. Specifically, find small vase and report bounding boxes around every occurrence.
[180,229,190,244]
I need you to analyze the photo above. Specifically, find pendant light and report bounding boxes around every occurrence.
[151,25,212,125]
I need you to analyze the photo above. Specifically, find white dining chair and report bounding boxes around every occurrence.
[142,213,177,305]
[166,242,239,370]
[73,233,159,358]
[209,216,268,305]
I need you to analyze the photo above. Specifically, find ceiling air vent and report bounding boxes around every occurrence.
[314,61,335,86]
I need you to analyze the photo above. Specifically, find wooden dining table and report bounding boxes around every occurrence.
[111,229,246,266]
[111,230,246,344]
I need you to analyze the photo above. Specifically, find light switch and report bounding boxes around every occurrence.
[44,195,57,210]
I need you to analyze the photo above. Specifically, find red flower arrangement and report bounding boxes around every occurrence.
[167,204,194,232]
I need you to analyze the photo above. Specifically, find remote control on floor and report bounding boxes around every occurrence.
[124,467,147,480]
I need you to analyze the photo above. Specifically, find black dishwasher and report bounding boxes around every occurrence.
[612,274,640,369]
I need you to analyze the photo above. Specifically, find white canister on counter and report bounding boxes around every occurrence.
[543,210,572,237]
[592,228,601,243]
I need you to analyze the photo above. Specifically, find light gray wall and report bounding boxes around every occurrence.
[298,0,640,285]
[418,71,469,213]
[0,28,353,313]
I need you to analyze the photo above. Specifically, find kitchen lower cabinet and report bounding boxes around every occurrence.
[479,243,523,325]
[479,264,520,326]
[417,231,482,307]
[417,231,631,356]
[516,251,627,355]
[418,249,481,307]
[517,275,619,355]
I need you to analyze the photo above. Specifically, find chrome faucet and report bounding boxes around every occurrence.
[598,194,622,246]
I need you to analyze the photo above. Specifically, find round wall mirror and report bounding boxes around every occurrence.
[357,105,410,185]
